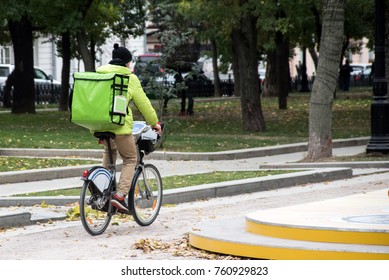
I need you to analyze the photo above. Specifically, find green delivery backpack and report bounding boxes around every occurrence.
[70,72,129,131]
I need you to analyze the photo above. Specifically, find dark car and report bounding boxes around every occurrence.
[133,54,175,85]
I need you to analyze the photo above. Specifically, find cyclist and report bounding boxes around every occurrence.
[96,43,162,212]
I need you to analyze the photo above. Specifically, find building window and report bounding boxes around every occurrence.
[0,47,11,64]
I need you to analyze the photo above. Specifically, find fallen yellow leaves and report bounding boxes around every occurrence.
[133,238,171,254]
[133,233,246,260]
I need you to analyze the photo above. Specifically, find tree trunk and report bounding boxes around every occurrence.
[309,2,321,70]
[211,38,221,97]
[76,28,95,72]
[264,31,289,105]
[265,49,277,97]
[307,0,345,160]
[275,30,289,110]
[8,18,35,114]
[386,1,389,83]
[59,32,71,111]
[232,0,265,132]
[338,34,350,90]
[231,31,240,97]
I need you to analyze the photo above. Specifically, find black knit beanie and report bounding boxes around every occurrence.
[112,43,132,65]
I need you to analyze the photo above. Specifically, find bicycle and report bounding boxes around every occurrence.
[79,121,164,236]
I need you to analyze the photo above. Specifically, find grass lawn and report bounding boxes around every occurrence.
[0,156,97,172]
[0,87,381,196]
[0,88,372,152]
[14,170,296,196]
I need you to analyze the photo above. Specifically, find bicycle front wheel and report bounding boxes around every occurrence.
[80,181,113,235]
[129,164,163,226]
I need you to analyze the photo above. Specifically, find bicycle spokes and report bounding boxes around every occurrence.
[80,181,112,235]
[129,164,162,226]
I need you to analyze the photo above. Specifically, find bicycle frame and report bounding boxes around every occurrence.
[80,122,164,234]
[134,146,154,199]
[81,135,117,211]
[133,121,161,199]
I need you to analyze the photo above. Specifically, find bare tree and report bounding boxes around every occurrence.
[307,0,345,160]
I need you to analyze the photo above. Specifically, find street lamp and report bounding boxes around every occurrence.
[366,0,389,154]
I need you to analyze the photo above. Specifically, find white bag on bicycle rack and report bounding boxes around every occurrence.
[132,121,158,143]
[87,168,111,193]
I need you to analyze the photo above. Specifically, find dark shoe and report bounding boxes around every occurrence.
[111,193,129,212]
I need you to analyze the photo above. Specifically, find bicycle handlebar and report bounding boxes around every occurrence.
[132,121,164,144]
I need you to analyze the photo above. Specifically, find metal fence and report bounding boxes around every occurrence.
[290,74,373,92]
[152,78,235,99]
[185,78,234,97]
[0,83,61,106]
[349,74,373,87]
[35,84,61,104]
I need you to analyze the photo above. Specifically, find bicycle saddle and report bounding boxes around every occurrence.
[93,131,116,140]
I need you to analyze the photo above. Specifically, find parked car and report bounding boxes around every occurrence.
[133,54,175,85]
[350,63,372,77]
[0,64,60,88]
[0,64,61,106]
[258,68,266,80]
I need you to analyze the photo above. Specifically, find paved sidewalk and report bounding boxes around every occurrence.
[0,140,388,229]
[1,169,388,260]
[0,143,372,197]
[0,139,389,260]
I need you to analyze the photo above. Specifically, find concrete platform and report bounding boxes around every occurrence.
[189,189,389,260]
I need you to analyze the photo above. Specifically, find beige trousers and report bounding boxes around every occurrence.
[103,134,137,195]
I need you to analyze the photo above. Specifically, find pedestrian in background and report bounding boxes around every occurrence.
[340,59,352,91]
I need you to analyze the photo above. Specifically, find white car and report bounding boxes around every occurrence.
[350,63,371,76]
[0,64,60,89]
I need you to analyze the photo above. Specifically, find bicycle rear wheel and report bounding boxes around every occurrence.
[128,164,163,226]
[80,181,113,235]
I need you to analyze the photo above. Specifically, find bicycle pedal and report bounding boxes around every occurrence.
[117,209,132,215]
[85,197,93,205]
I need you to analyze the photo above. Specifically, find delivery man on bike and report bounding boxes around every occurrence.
[96,44,162,212]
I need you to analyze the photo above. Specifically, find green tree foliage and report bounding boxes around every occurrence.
[0,0,146,113]
[174,0,266,132]
[344,0,374,53]
[143,1,195,119]
[177,0,238,97]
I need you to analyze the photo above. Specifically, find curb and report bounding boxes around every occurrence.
[151,137,369,161]
[258,161,389,169]
[0,137,369,185]
[0,168,353,229]
[161,168,353,205]
[0,168,352,208]
[0,211,32,228]
[0,138,369,229]
[0,209,68,228]
[0,165,94,185]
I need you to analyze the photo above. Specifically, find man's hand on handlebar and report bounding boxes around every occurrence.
[152,122,163,135]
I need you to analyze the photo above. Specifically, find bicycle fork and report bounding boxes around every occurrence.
[137,165,153,200]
